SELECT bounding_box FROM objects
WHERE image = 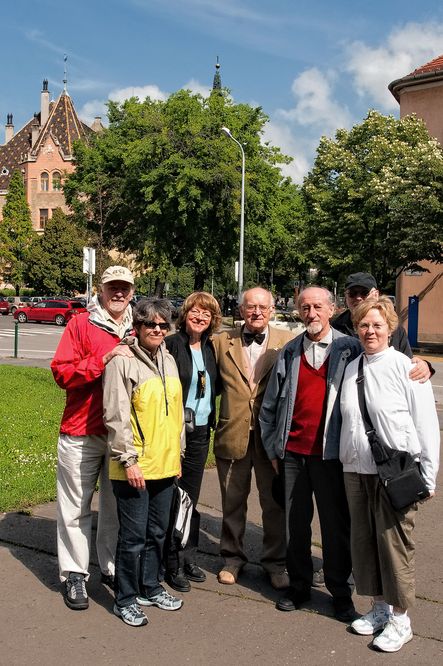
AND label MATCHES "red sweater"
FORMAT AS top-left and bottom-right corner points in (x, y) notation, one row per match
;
(286, 353), (329, 456)
(51, 313), (122, 436)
